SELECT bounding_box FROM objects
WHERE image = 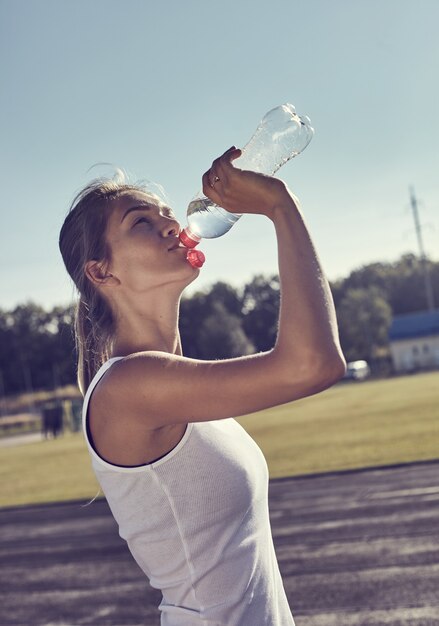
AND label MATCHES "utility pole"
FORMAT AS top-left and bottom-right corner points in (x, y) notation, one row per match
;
(409, 186), (435, 311)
